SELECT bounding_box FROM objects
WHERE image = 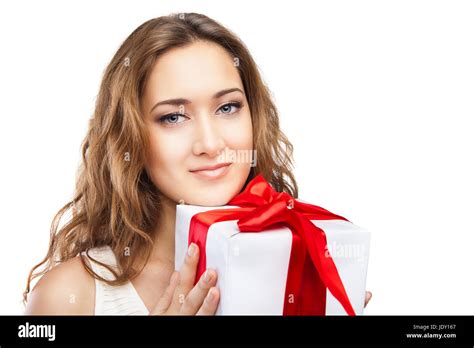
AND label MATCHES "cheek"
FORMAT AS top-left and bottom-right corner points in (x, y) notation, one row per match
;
(147, 131), (188, 175)
(145, 131), (192, 203)
(224, 112), (253, 149)
(224, 113), (253, 181)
